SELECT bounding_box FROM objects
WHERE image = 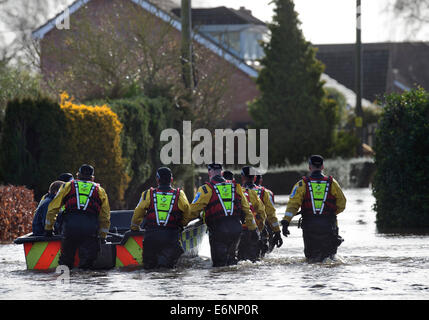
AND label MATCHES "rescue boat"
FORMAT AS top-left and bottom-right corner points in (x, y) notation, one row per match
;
(14, 210), (206, 270)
